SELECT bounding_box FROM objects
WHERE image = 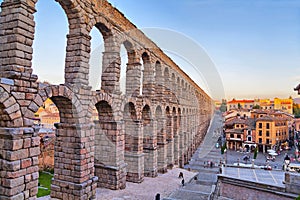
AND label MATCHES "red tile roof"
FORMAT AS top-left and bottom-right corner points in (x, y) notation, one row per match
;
(228, 99), (254, 104)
